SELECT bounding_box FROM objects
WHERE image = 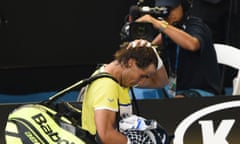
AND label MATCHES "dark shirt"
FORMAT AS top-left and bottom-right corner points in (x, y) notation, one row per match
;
(161, 16), (221, 95)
